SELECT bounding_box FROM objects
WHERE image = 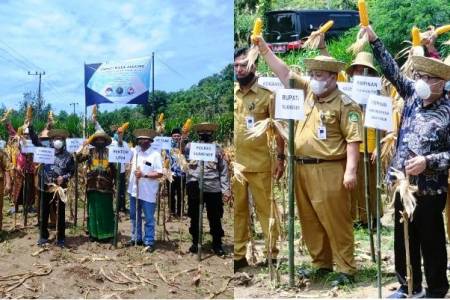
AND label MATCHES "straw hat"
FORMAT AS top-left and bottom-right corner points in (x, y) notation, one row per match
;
(411, 56), (450, 81)
(346, 52), (377, 75)
(192, 122), (218, 133)
(304, 55), (346, 73)
(89, 130), (112, 146)
(48, 129), (69, 139)
(133, 128), (157, 140)
(39, 128), (50, 139)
